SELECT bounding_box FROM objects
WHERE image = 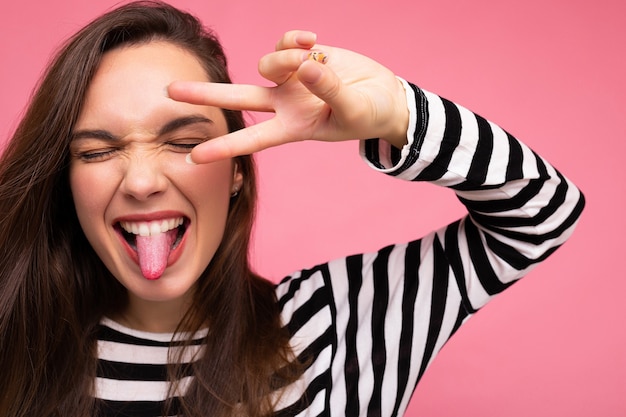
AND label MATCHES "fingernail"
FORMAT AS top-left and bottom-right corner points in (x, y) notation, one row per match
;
(185, 153), (196, 165)
(307, 51), (328, 64)
(296, 31), (317, 46)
